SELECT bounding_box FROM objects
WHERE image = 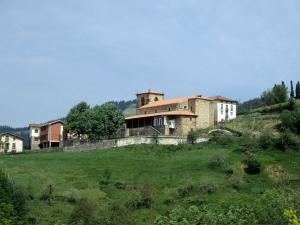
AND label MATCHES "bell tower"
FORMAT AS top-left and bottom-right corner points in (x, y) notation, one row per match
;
(136, 89), (164, 108)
